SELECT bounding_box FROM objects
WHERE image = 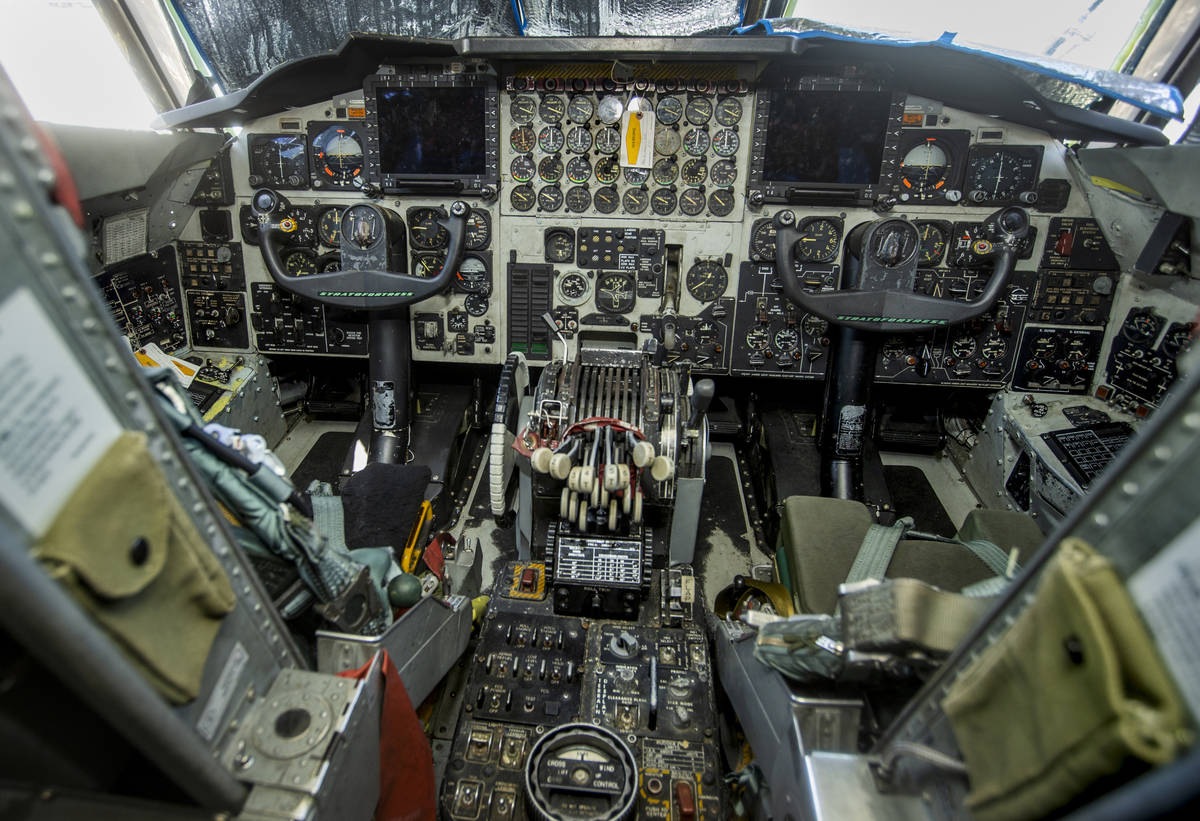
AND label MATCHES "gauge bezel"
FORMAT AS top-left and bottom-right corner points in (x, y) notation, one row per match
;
(406, 207), (450, 250)
(893, 130), (970, 204)
(685, 261), (729, 302)
(248, 133), (309, 190)
(595, 271), (637, 314)
(915, 220), (952, 266)
(281, 247), (318, 276)
(307, 122), (365, 188)
(555, 270), (592, 307)
(964, 144), (1044, 205)
(316, 206), (344, 247)
(453, 253), (492, 294)
(793, 216), (843, 263)
(544, 228), (575, 263)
